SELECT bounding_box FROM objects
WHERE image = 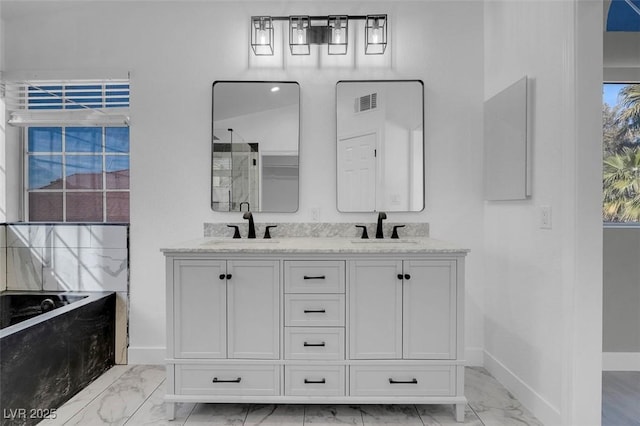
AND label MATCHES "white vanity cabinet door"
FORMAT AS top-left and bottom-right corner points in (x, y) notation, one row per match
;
(227, 260), (280, 359)
(173, 259), (227, 359)
(349, 259), (457, 360)
(403, 260), (457, 359)
(349, 260), (403, 359)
